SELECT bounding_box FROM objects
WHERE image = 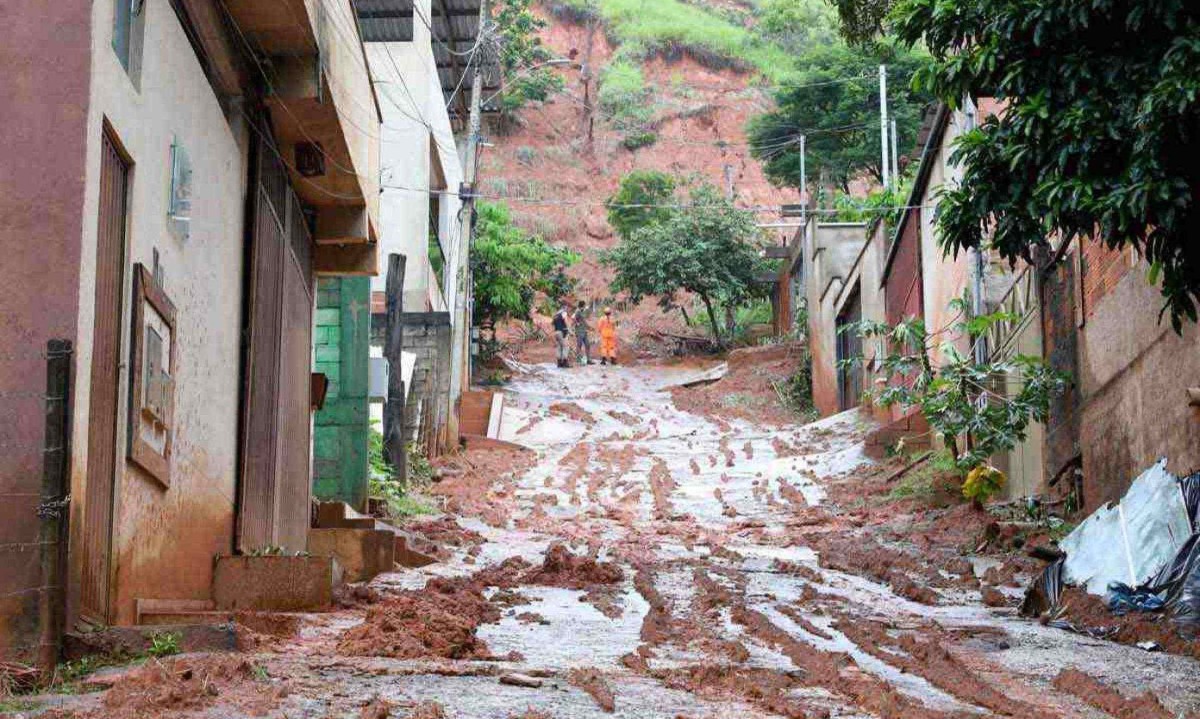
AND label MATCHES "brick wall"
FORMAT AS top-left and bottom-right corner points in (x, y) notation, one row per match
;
(1079, 239), (1134, 322)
